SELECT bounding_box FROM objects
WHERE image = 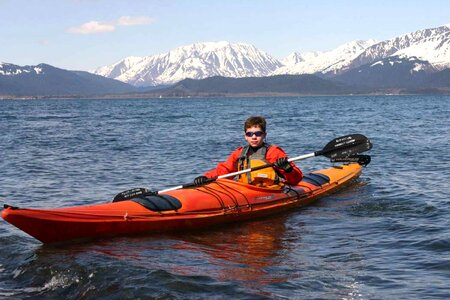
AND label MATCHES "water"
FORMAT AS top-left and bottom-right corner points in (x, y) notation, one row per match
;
(0, 95), (449, 299)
